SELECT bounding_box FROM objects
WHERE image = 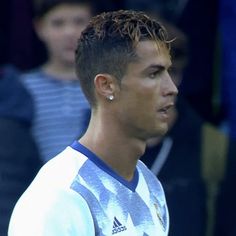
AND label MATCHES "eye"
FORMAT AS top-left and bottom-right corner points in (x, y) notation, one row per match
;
(149, 72), (157, 79)
(149, 70), (161, 79)
(73, 17), (89, 26)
